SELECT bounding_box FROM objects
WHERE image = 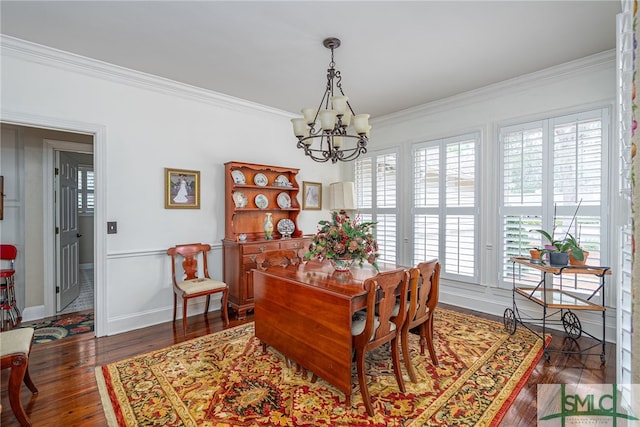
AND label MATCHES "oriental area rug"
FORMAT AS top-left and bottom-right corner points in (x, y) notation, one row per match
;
(20, 311), (94, 343)
(96, 309), (547, 426)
